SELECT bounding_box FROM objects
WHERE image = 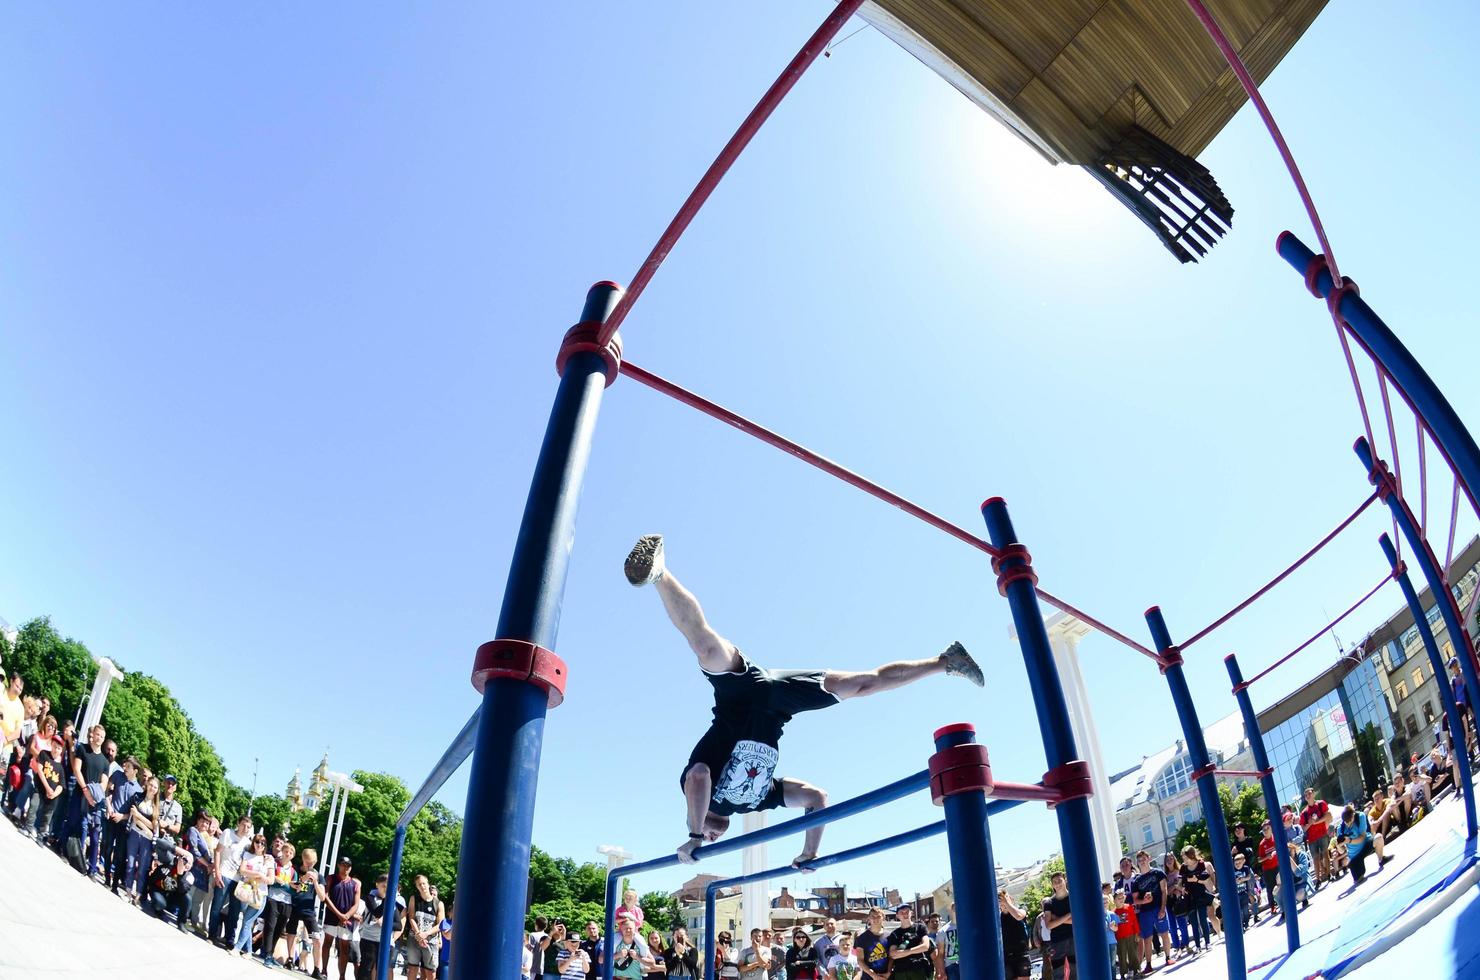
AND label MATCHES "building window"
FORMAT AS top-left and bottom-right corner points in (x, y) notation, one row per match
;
(1395, 680), (1409, 700)
(1412, 667), (1426, 691)
(1405, 714), (1420, 737)
(1142, 825), (1154, 845)
(1183, 804), (1196, 825)
(1422, 700), (1436, 725)
(1155, 756), (1194, 799)
(1385, 639), (1407, 672)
